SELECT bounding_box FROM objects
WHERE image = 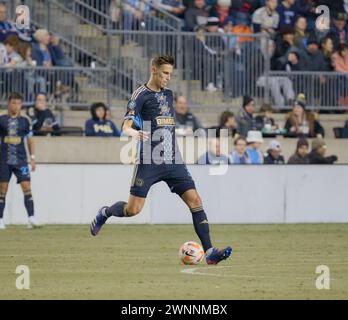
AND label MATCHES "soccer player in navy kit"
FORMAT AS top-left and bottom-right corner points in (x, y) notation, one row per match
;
(90, 56), (232, 264)
(0, 92), (40, 230)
